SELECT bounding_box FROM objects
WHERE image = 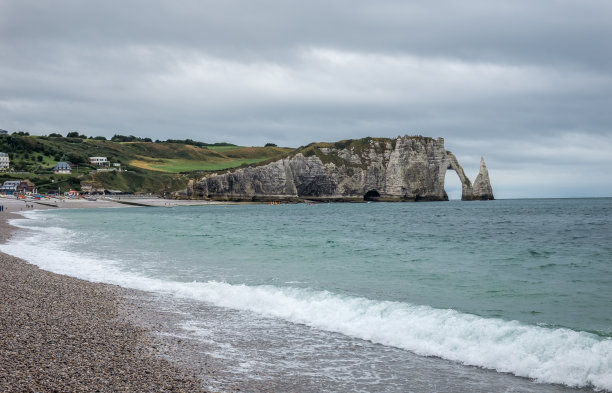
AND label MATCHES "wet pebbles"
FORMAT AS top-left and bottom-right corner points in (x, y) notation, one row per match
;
(0, 213), (208, 392)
